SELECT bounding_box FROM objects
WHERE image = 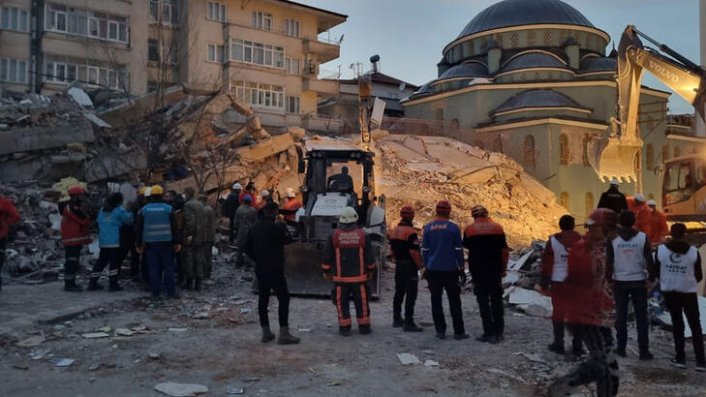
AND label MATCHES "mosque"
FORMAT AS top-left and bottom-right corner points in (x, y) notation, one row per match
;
(401, 0), (704, 219)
